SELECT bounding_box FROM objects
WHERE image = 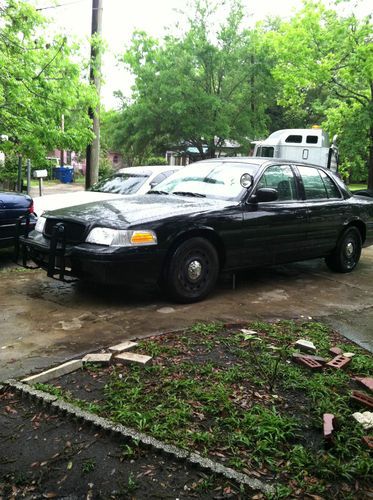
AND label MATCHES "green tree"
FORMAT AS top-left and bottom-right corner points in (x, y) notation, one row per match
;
(268, 1), (373, 186)
(115, 0), (275, 162)
(0, 0), (96, 165)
